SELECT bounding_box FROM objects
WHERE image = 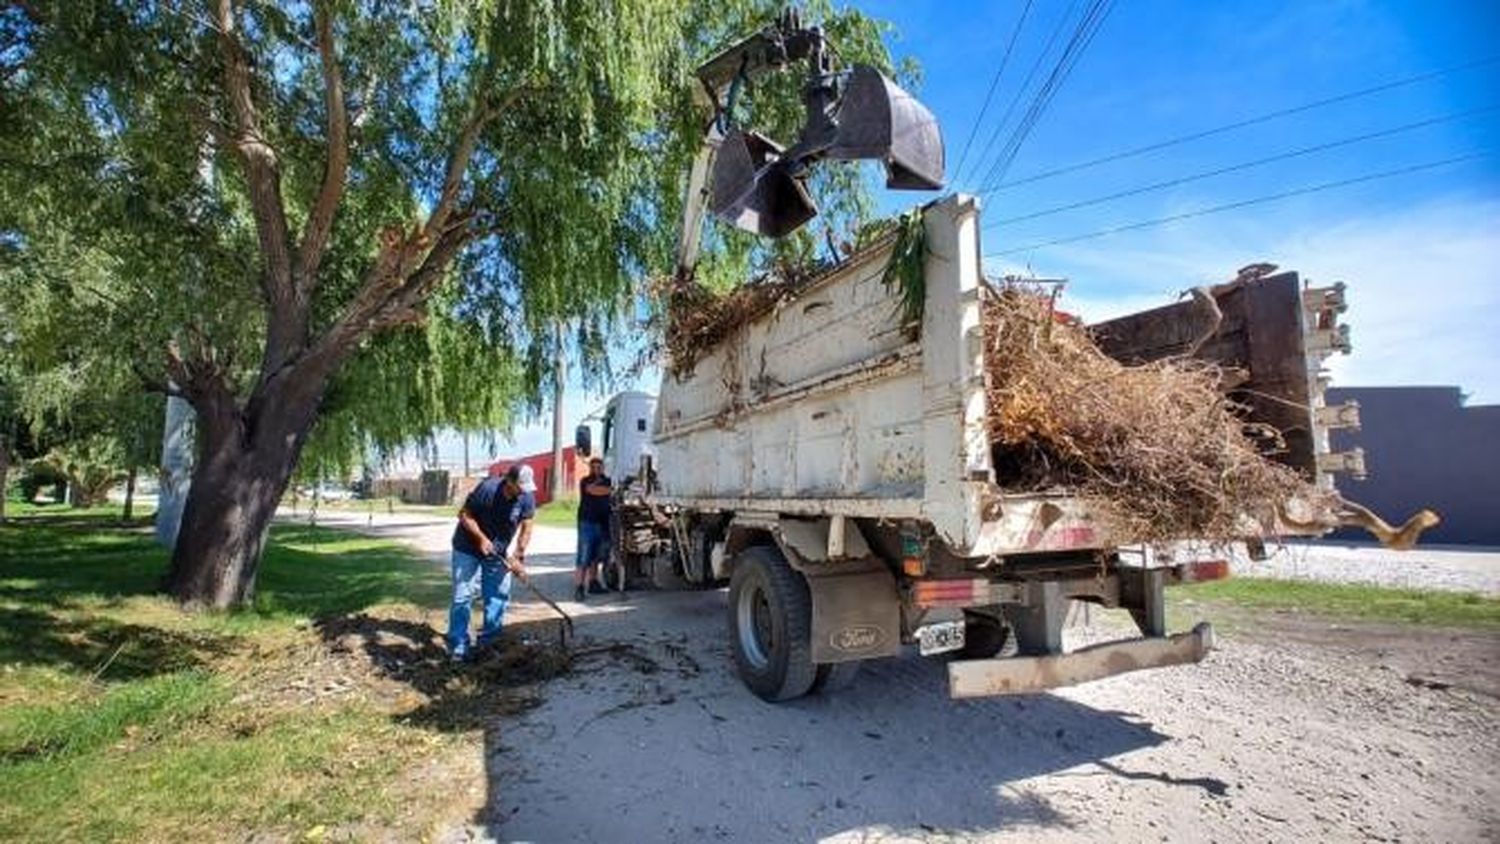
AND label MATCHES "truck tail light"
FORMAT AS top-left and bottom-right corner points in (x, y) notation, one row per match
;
(913, 579), (980, 609)
(1174, 559), (1230, 583)
(901, 529), (925, 577)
